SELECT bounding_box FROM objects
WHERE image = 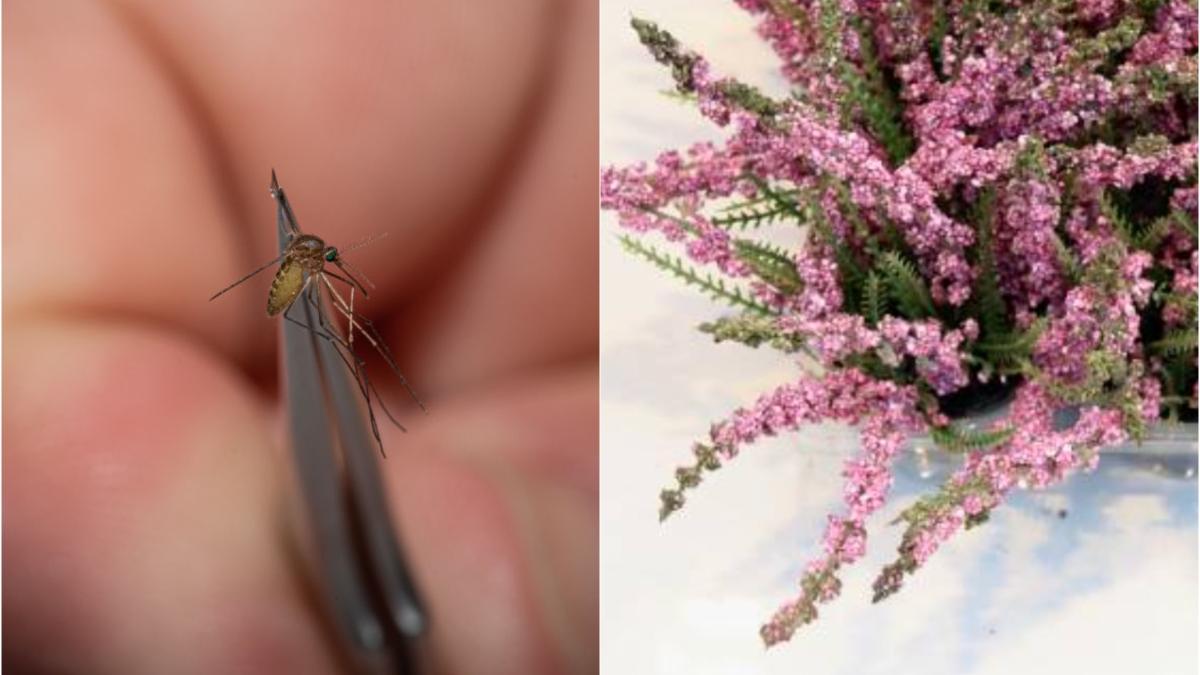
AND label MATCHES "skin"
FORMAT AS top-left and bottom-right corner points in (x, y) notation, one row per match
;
(3, 1), (598, 673)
